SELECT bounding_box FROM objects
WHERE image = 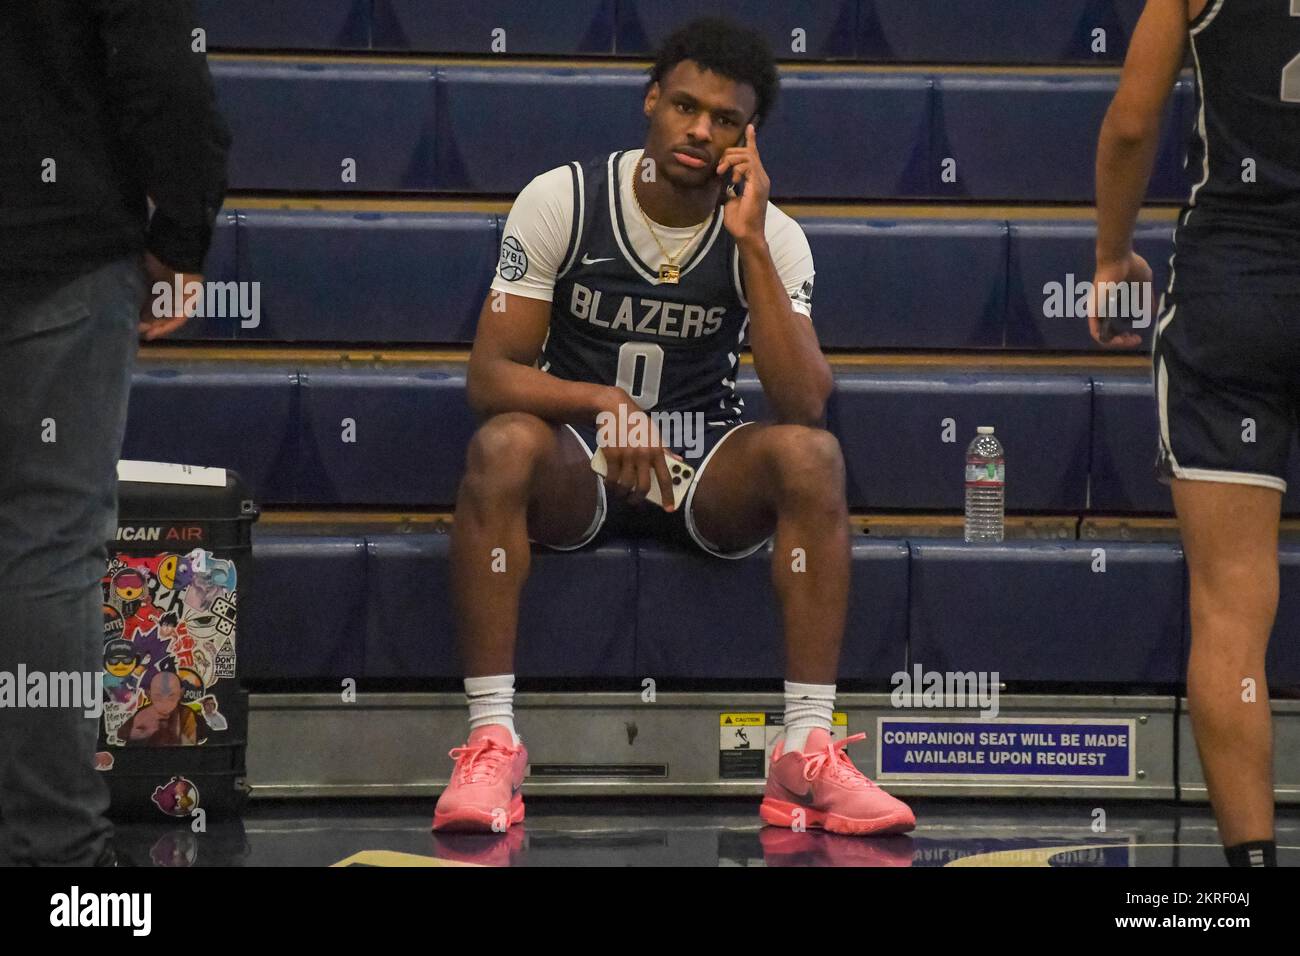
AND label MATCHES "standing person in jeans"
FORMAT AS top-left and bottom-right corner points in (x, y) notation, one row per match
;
(0, 0), (229, 866)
